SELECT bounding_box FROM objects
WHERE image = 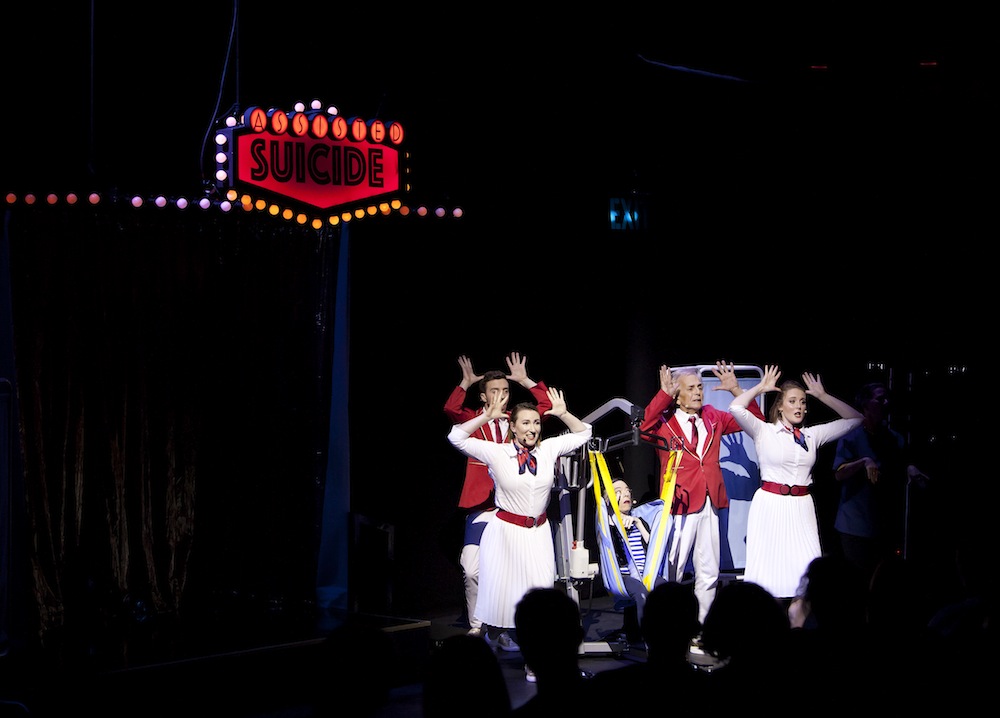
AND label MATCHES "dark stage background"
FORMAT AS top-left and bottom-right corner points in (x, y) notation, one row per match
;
(0, 1), (992, 671)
